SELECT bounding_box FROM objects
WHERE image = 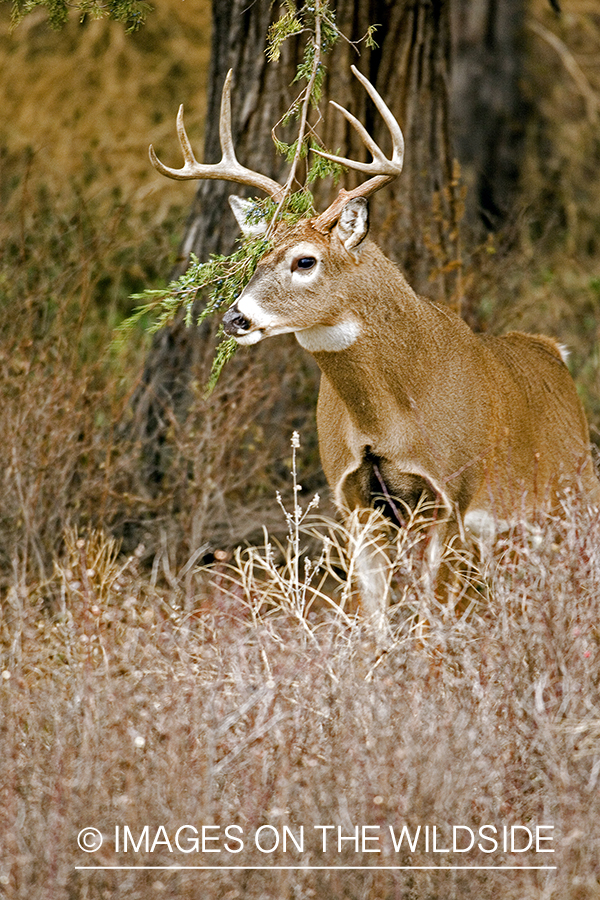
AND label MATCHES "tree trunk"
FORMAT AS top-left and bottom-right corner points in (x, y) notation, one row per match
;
(450, 0), (527, 232)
